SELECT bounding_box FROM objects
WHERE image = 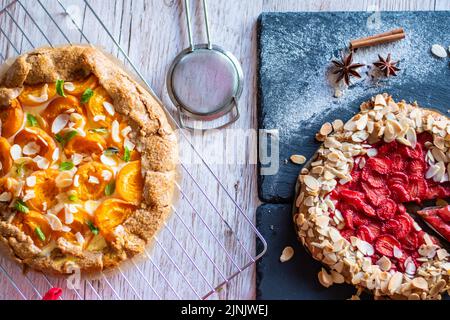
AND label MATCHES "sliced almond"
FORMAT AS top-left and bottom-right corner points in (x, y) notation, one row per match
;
(103, 101), (115, 116)
(332, 119), (344, 131)
(27, 84), (49, 103)
(45, 213), (64, 231)
(388, 272), (403, 294)
(111, 120), (121, 143)
(303, 175), (319, 191)
(318, 268), (334, 288)
(10, 144), (22, 160)
(411, 277), (428, 291)
(290, 154), (306, 165)
(280, 246), (294, 262)
(22, 142), (41, 156)
(320, 122), (333, 136)
(51, 114), (70, 134)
